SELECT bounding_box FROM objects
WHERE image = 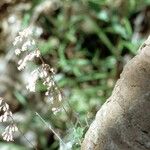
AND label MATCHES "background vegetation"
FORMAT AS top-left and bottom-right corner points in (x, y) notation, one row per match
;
(0, 0), (150, 149)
